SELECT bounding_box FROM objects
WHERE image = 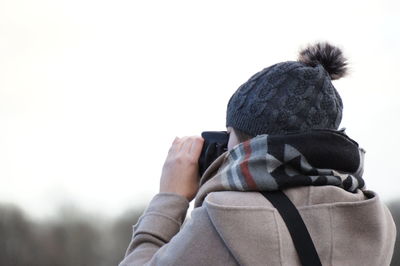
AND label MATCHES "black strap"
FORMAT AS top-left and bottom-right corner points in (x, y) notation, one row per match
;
(260, 191), (322, 266)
